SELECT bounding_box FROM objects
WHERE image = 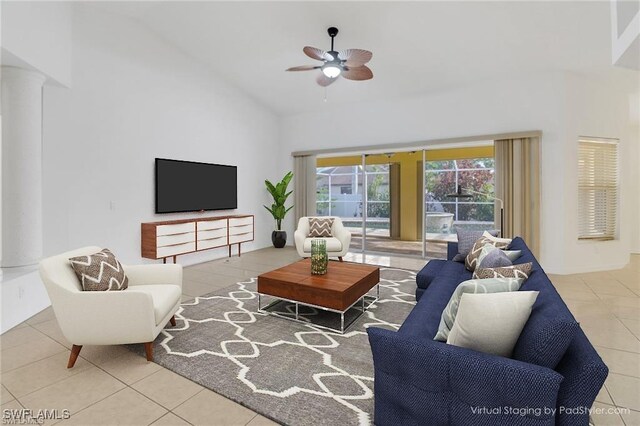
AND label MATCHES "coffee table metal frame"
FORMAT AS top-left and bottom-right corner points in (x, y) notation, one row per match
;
(257, 284), (380, 334)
